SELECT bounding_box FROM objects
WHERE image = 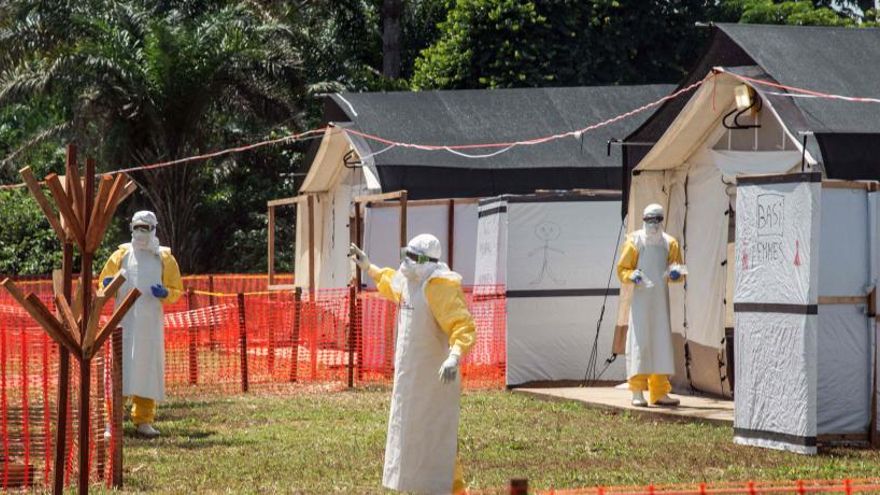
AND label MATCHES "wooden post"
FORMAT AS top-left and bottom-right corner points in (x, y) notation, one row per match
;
(399, 191), (408, 248)
(111, 328), (123, 488)
(208, 275), (218, 350)
(94, 350), (106, 481)
(871, 288), (879, 448)
(356, 292), (364, 382)
(510, 479), (529, 495)
(237, 293), (249, 392)
(307, 194), (316, 293)
(78, 156), (96, 495)
(267, 206), (275, 287)
(53, 242), (73, 495)
(347, 284), (356, 388)
(354, 203), (363, 289)
(8, 147), (139, 495)
(187, 289), (198, 385)
(289, 287), (302, 382)
(447, 199), (455, 270)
